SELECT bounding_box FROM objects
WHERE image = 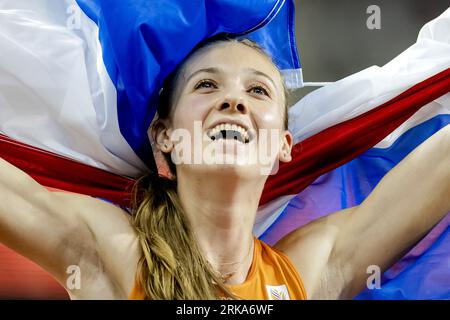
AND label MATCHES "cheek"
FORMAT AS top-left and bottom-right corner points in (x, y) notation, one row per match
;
(254, 104), (284, 130)
(171, 95), (211, 129)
